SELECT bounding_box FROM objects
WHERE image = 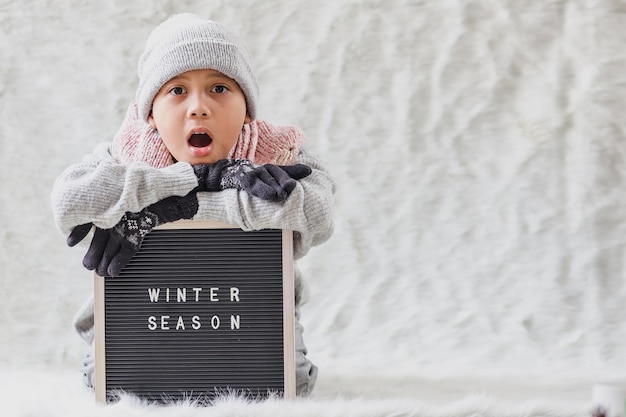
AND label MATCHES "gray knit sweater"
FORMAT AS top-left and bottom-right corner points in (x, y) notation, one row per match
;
(51, 142), (335, 261)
